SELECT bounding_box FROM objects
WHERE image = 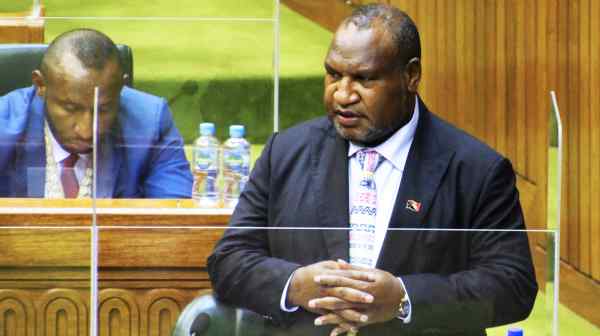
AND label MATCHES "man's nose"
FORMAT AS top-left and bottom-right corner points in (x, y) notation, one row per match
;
(333, 77), (360, 106)
(74, 111), (93, 141)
